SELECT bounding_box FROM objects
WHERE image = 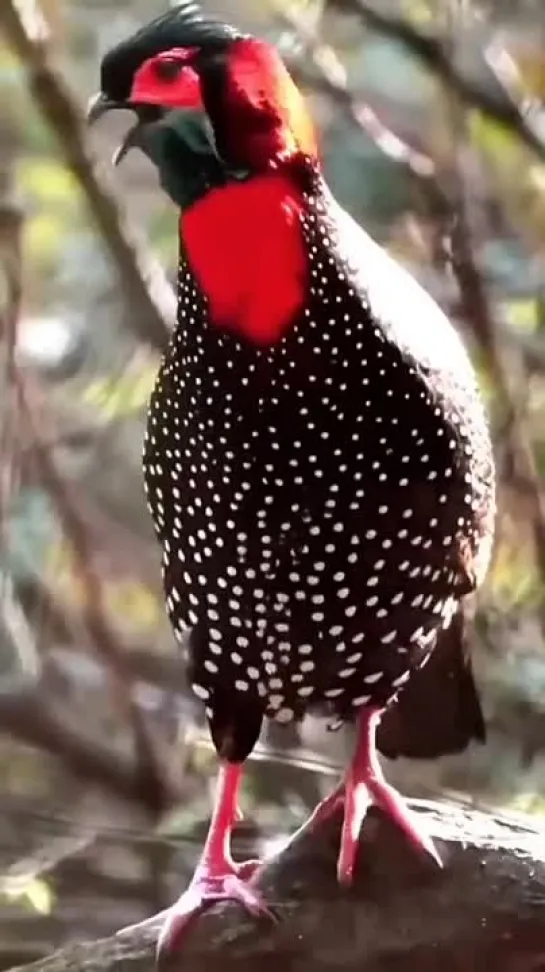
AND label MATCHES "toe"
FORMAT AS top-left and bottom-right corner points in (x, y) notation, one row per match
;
(155, 873), (276, 961)
(234, 858), (261, 881)
(367, 779), (443, 867)
(155, 888), (205, 960)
